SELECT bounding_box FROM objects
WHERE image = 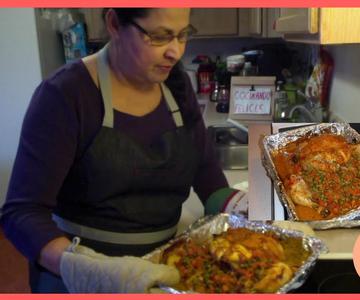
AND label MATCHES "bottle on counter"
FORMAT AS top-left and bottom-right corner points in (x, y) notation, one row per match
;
(197, 57), (215, 94)
(210, 56), (227, 102)
(241, 62), (257, 76)
(210, 81), (219, 102)
(216, 85), (230, 113)
(274, 80), (289, 121)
